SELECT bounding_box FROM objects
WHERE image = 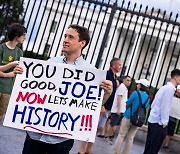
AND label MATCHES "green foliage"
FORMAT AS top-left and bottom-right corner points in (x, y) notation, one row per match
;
(0, 0), (24, 42)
